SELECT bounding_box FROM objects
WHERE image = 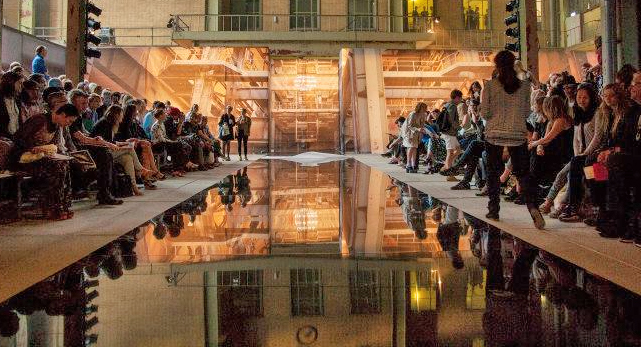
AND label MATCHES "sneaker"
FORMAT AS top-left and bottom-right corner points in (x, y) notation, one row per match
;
(486, 211), (499, 221)
(476, 186), (488, 196)
(559, 208), (581, 223)
(528, 206), (545, 230)
(514, 194), (526, 205)
(620, 233), (634, 243)
(504, 190), (518, 202)
(538, 201), (552, 214)
(439, 168), (454, 176)
(245, 156), (249, 161)
(451, 181), (471, 190)
(446, 175), (460, 182)
(549, 207), (563, 219)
